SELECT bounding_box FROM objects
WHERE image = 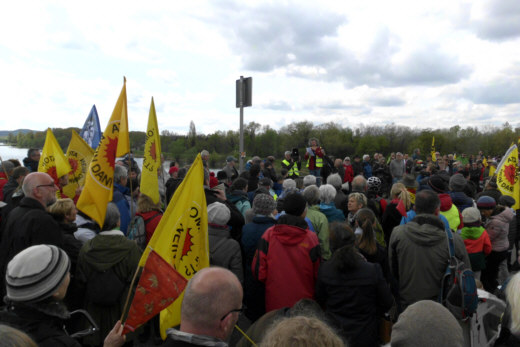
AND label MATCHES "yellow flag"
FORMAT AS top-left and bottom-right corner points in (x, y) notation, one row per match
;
(495, 144), (520, 210)
(62, 130), (95, 199)
(139, 154), (208, 338)
(431, 136), (437, 162)
(77, 80), (127, 227)
(482, 156), (488, 168)
(139, 98), (162, 204)
(38, 128), (72, 184)
(117, 78), (130, 157)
